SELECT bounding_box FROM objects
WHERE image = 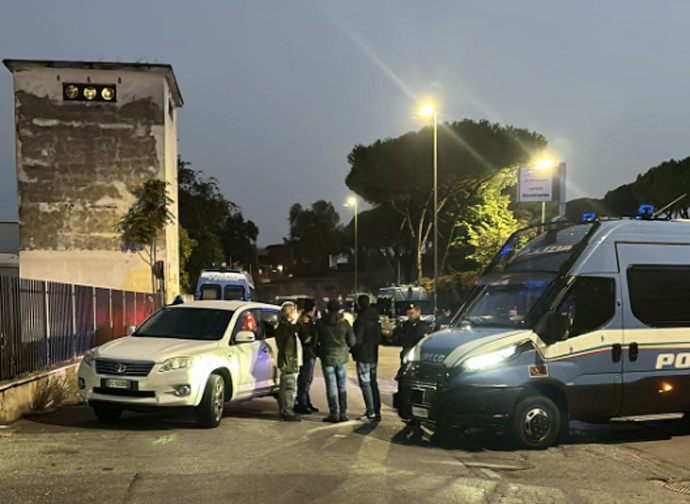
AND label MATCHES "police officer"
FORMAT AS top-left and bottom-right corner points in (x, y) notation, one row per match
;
(399, 303), (431, 362)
